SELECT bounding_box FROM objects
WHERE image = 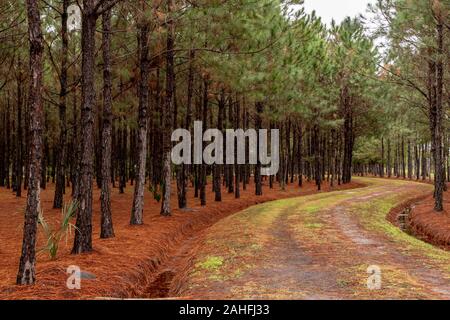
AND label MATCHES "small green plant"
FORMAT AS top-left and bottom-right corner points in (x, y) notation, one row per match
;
(38, 200), (79, 260)
(149, 184), (161, 202)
